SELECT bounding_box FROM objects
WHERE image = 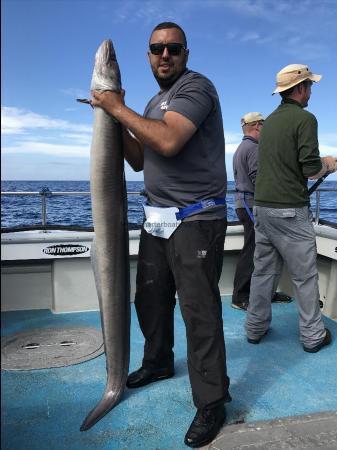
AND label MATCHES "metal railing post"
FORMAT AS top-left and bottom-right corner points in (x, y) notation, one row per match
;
(315, 191), (321, 225)
(39, 187), (52, 231)
(41, 195), (47, 227)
